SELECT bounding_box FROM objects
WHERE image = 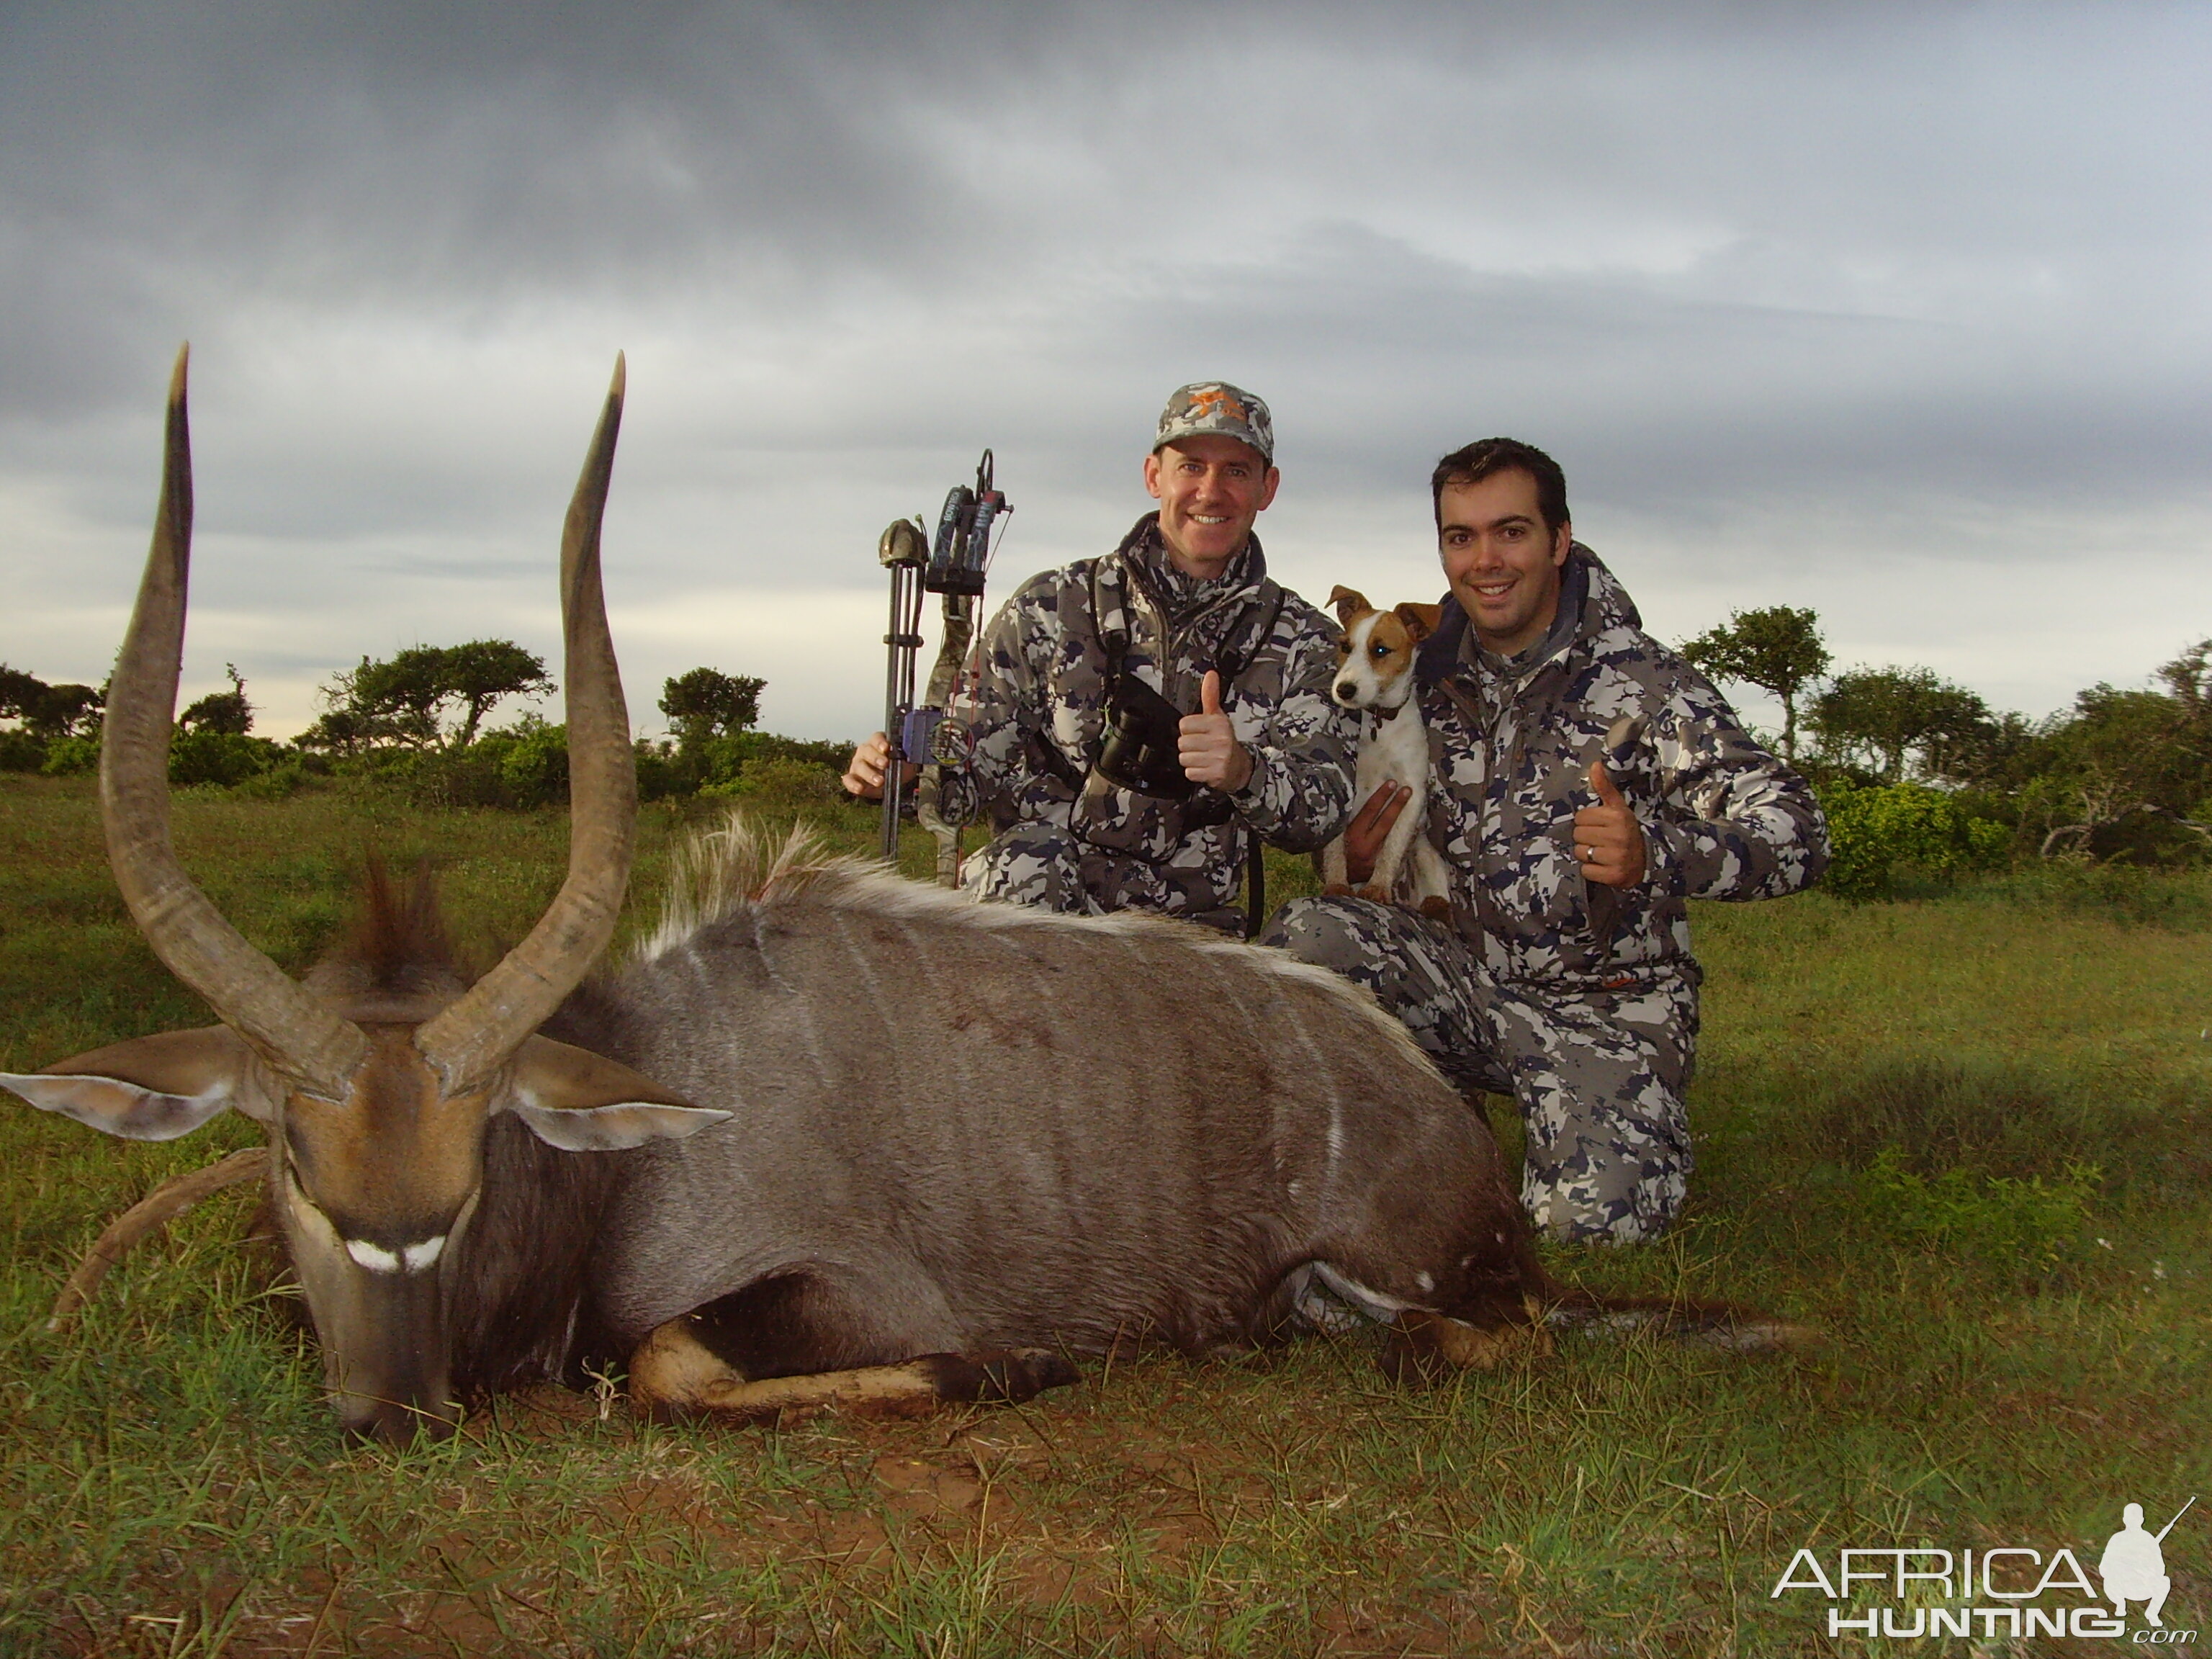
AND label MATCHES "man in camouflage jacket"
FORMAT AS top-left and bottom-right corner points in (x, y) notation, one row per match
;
(1263, 439), (1828, 1243)
(845, 383), (1358, 935)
